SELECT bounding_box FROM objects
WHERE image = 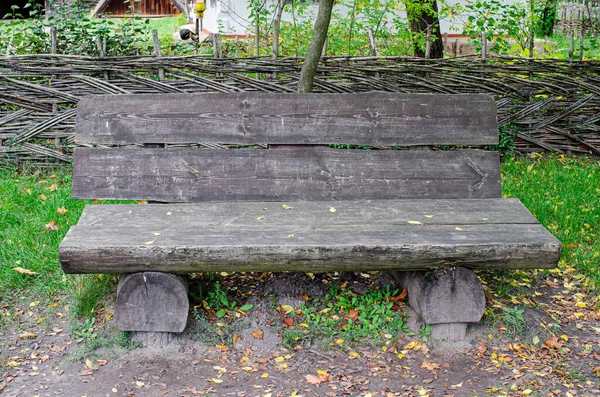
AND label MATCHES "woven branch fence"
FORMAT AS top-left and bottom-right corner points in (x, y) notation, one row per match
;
(1, 54), (600, 166)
